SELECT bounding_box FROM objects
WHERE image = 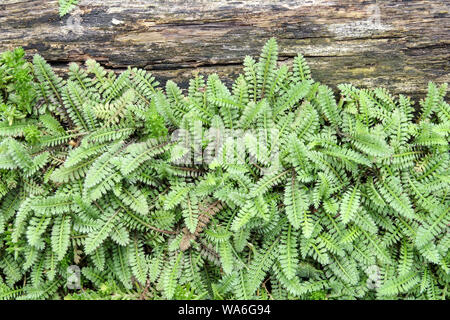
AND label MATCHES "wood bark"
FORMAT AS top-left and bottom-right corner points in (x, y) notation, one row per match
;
(0, 0), (449, 100)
